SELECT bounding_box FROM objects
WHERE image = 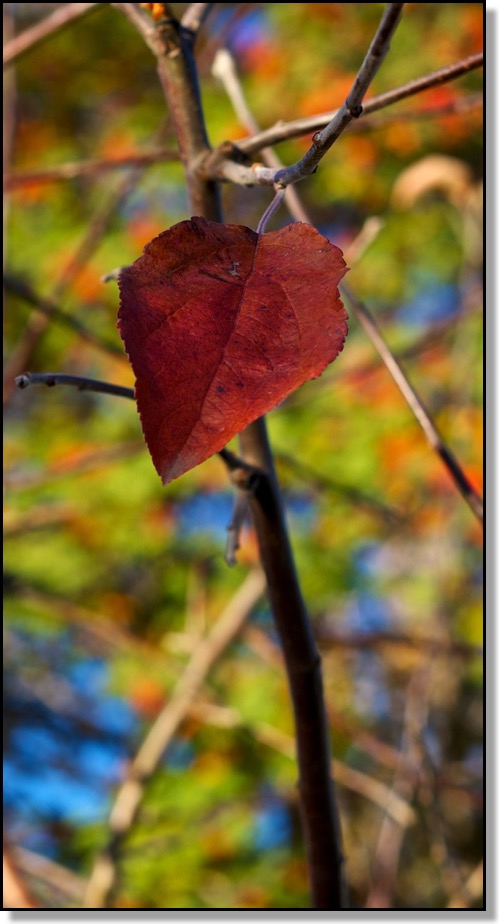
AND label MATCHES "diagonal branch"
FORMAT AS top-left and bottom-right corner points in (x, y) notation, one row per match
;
(3, 3), (101, 67)
(4, 274), (124, 358)
(341, 283), (483, 523)
(272, 3), (405, 188)
(83, 569), (266, 908)
(236, 53), (483, 156)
